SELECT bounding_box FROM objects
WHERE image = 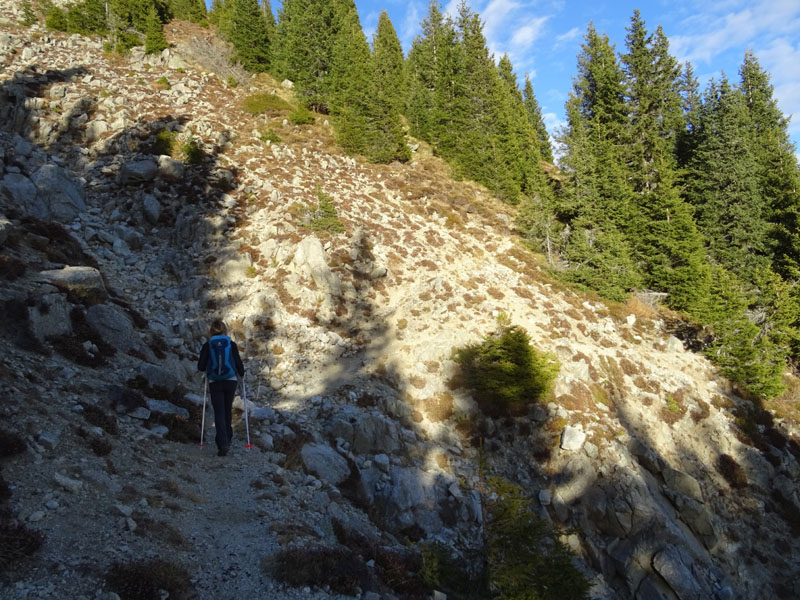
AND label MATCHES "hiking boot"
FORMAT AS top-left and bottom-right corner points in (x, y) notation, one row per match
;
(218, 446), (228, 457)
